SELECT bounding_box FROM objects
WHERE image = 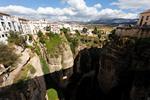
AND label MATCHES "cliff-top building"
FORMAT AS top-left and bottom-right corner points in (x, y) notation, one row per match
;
(138, 9), (150, 26)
